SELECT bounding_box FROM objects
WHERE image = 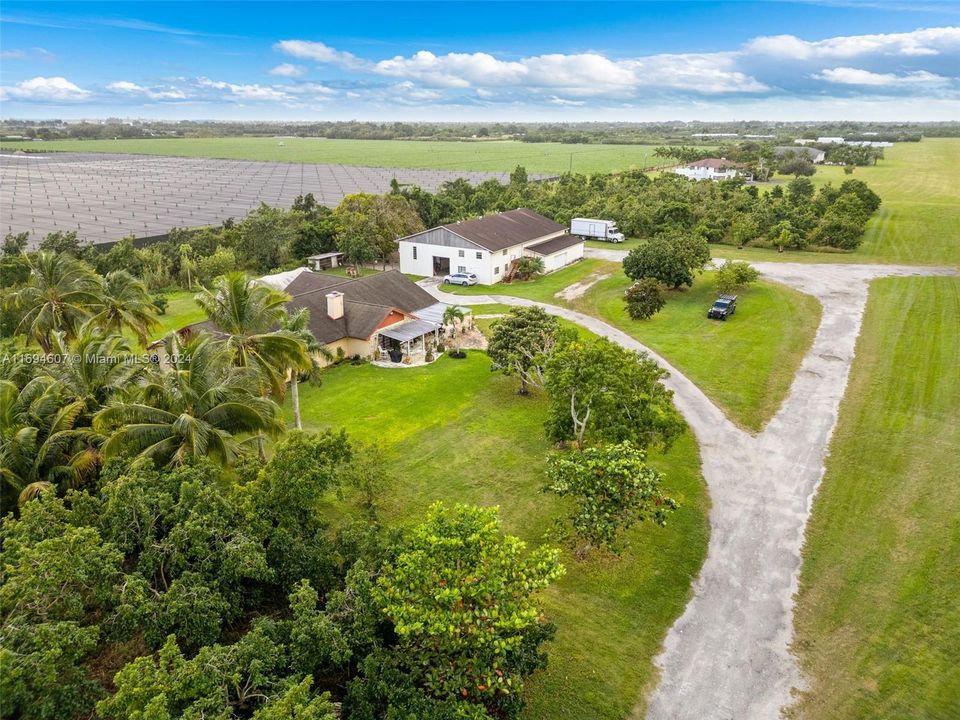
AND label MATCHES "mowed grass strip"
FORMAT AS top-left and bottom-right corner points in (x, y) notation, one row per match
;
(569, 269), (822, 432)
(811, 138), (960, 266)
(442, 258), (614, 303)
(289, 352), (709, 720)
(0, 137), (670, 175)
(791, 276), (960, 720)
